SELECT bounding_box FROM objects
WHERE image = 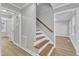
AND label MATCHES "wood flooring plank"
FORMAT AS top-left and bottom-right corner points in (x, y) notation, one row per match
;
(51, 36), (76, 56)
(0, 36), (32, 56)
